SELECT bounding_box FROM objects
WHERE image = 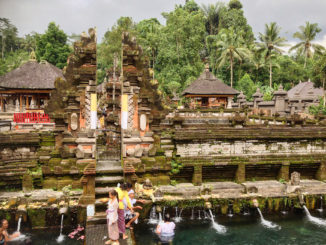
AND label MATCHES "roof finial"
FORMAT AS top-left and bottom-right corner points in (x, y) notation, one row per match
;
(205, 63), (210, 79)
(29, 50), (36, 61)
